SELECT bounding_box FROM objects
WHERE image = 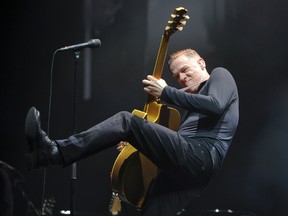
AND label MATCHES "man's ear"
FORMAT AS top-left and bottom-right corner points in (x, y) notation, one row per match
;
(198, 58), (206, 70)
